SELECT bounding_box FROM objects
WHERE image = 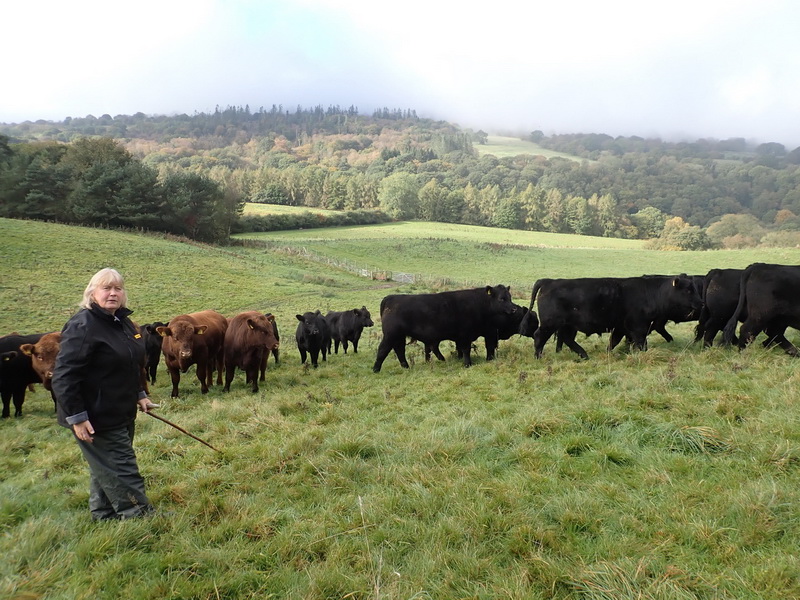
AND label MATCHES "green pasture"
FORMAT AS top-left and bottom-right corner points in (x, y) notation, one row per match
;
(242, 203), (344, 217)
(2, 217), (800, 599)
(237, 221), (800, 297)
(477, 136), (585, 162)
